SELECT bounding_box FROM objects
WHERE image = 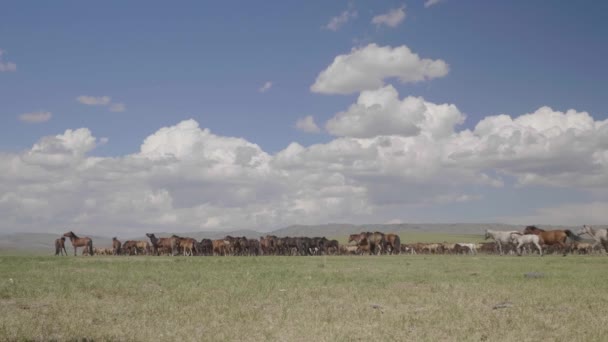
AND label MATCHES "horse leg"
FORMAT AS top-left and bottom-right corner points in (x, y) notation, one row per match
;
(516, 242), (522, 256)
(497, 241), (503, 256)
(535, 242), (543, 256)
(560, 242), (569, 256)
